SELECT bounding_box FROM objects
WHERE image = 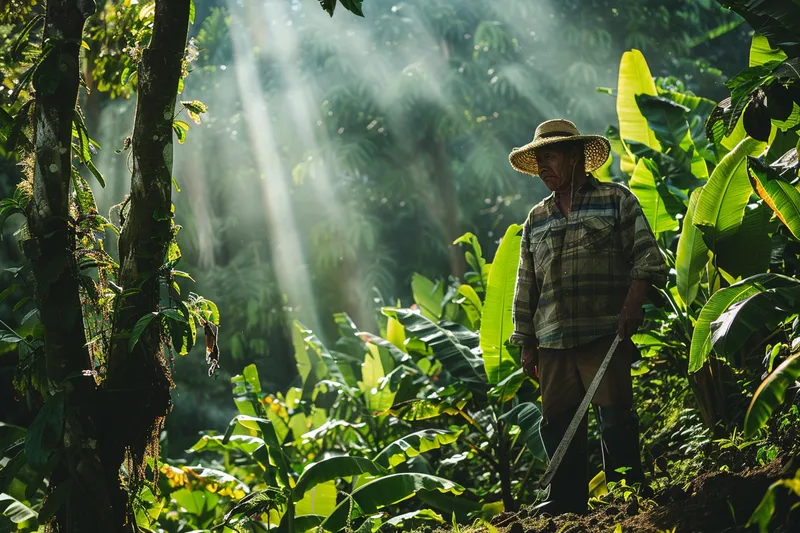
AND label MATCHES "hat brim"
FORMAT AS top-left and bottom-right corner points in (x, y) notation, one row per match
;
(509, 135), (611, 176)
